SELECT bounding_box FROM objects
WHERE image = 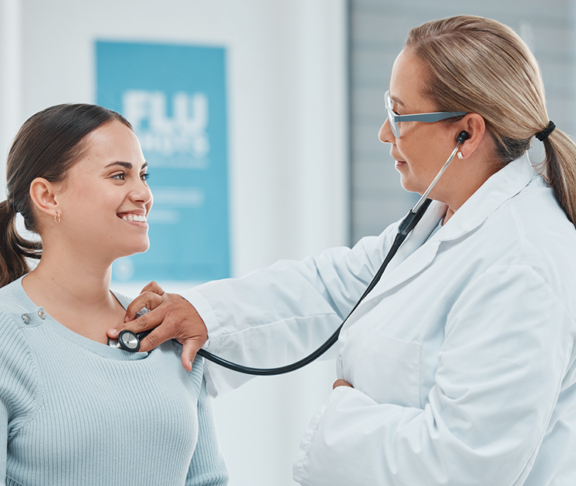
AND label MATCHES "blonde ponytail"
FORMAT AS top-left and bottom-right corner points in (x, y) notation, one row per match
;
(542, 130), (576, 224)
